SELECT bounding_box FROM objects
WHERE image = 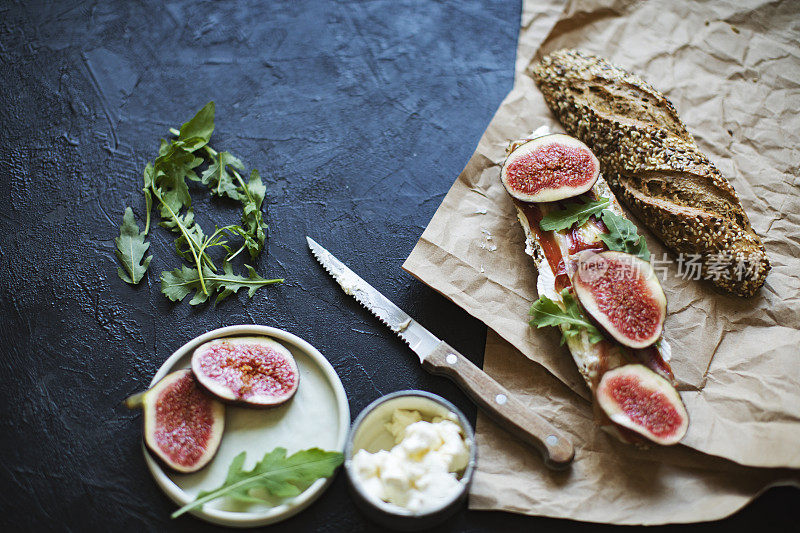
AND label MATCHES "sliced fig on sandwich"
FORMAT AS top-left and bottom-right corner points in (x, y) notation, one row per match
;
(125, 369), (225, 473)
(596, 364), (688, 445)
(572, 251), (666, 349)
(191, 336), (299, 407)
(501, 134), (599, 203)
